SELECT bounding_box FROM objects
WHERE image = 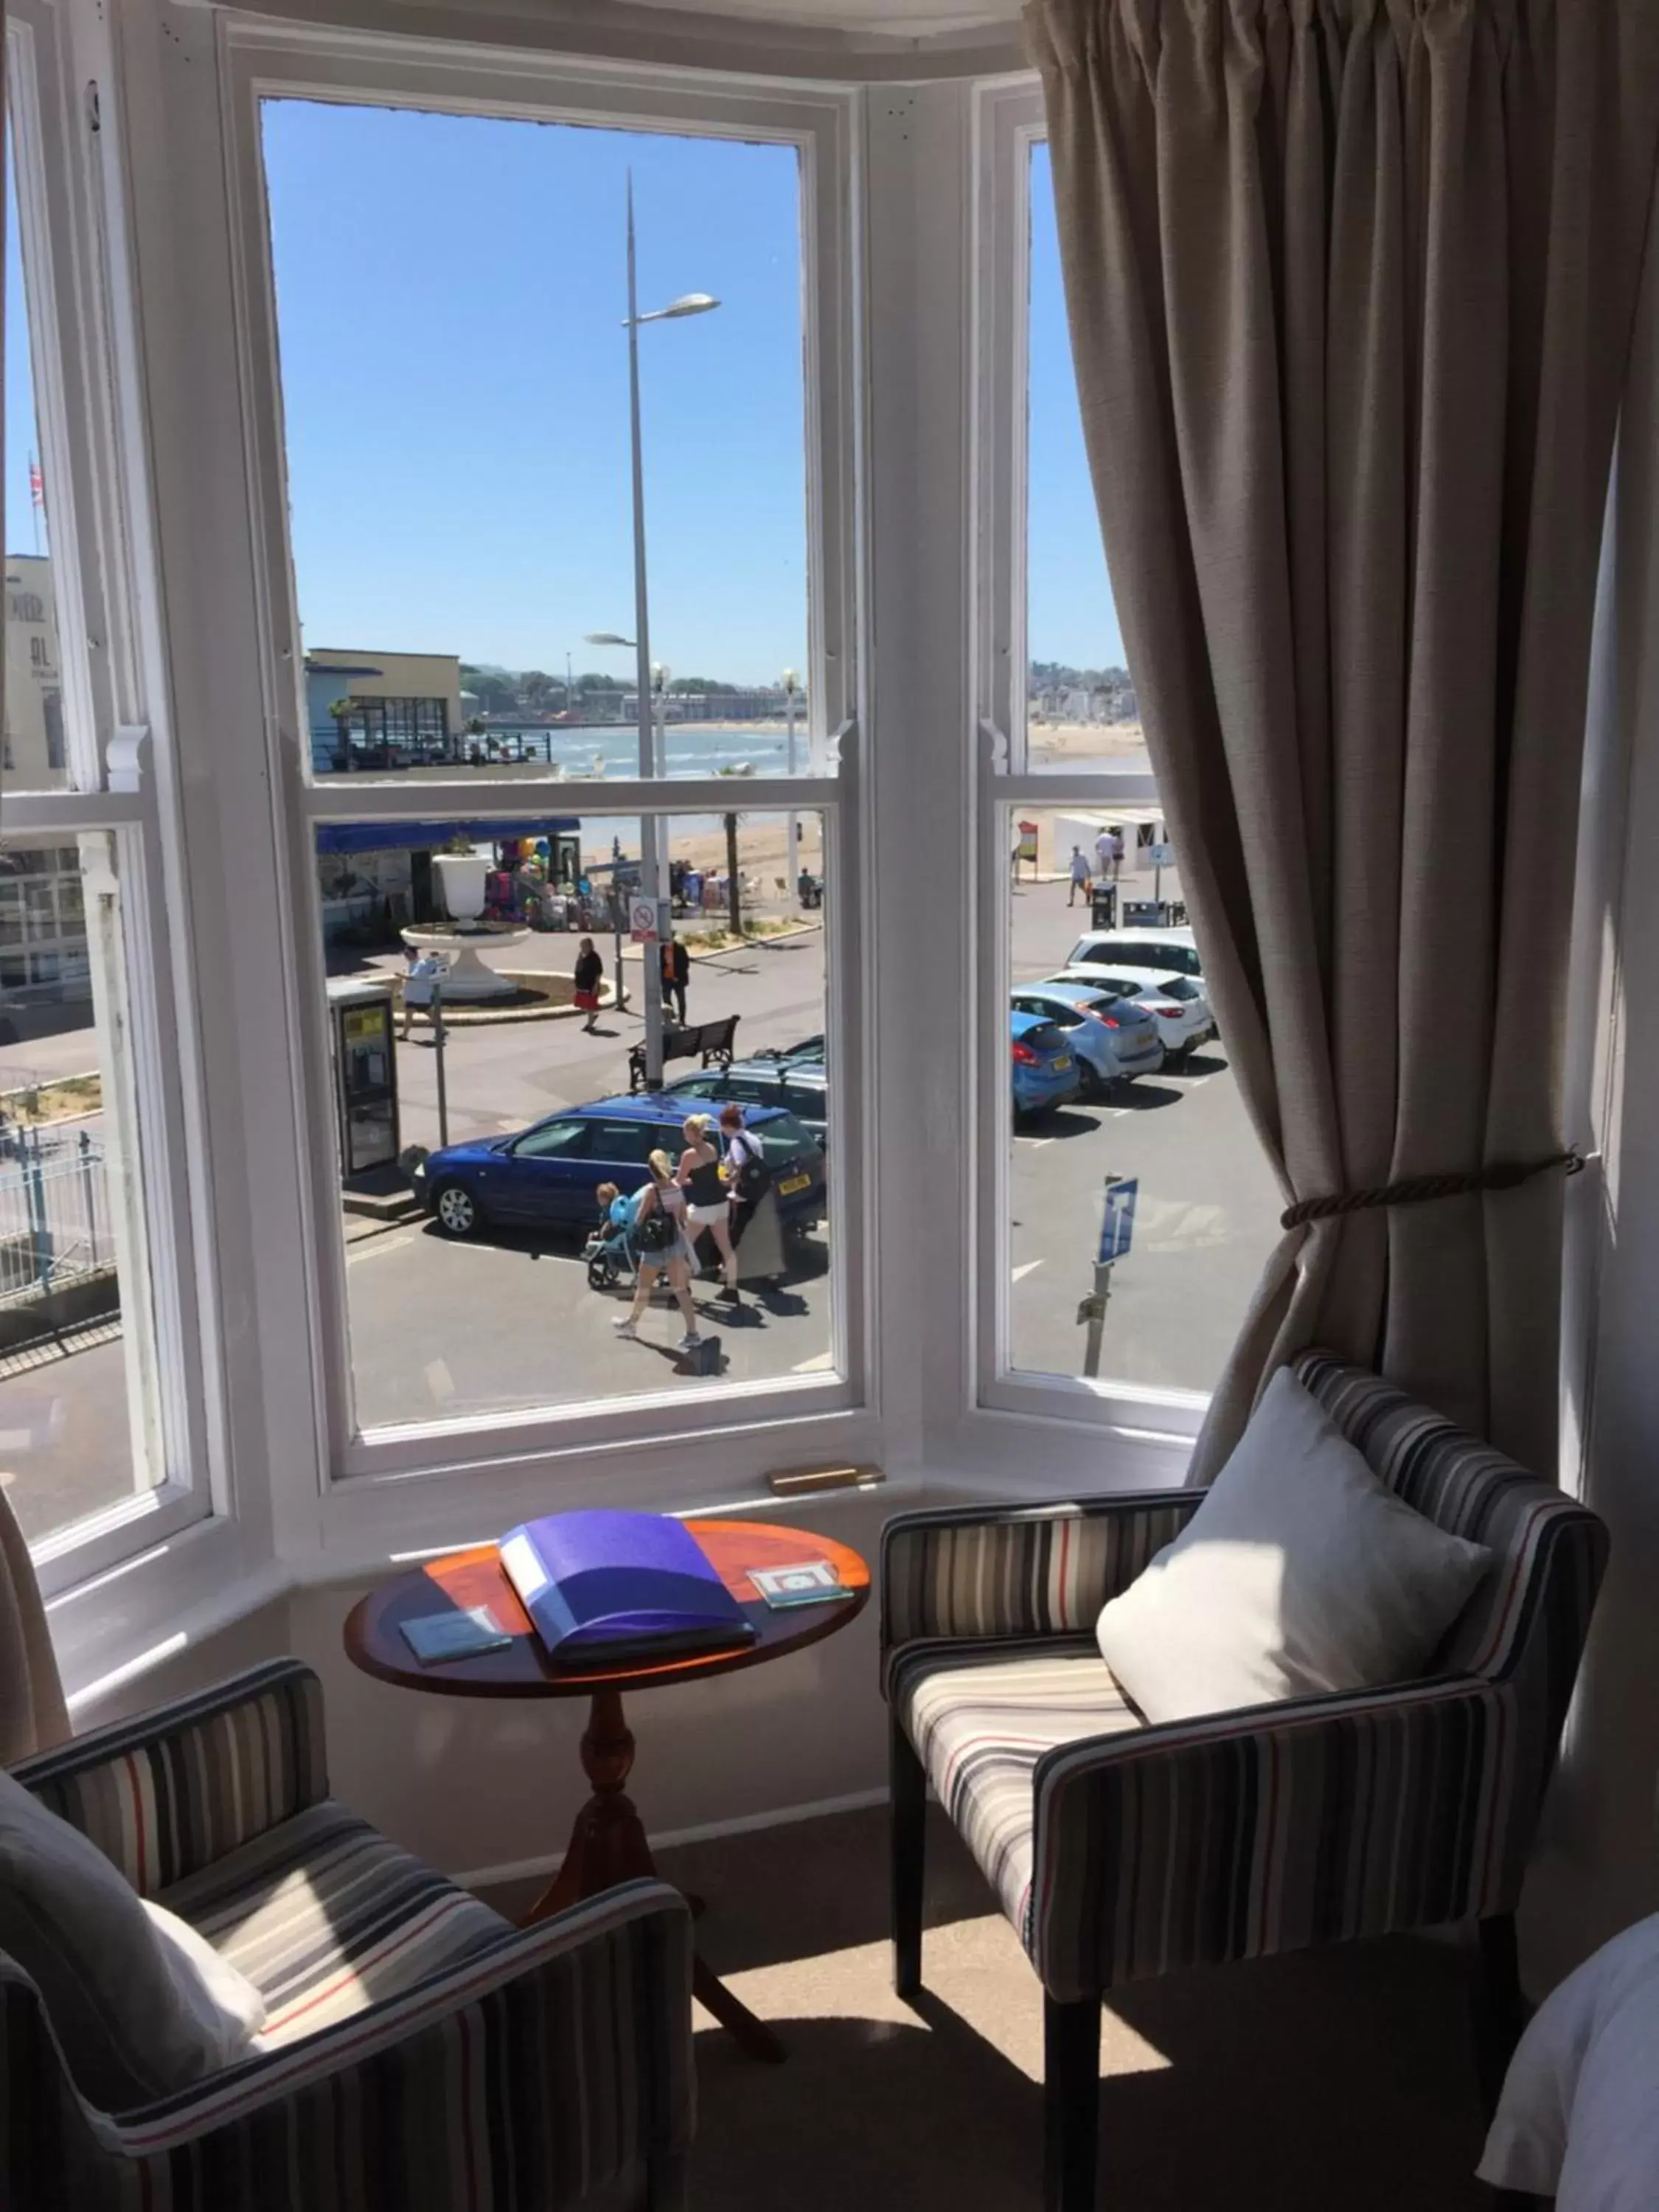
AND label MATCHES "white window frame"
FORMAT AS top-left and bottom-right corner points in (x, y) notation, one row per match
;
(970, 80), (1206, 1447)
(212, 21), (875, 1521)
(6, 0), (233, 1599)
